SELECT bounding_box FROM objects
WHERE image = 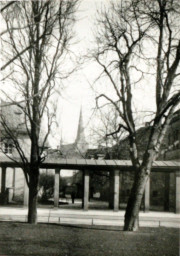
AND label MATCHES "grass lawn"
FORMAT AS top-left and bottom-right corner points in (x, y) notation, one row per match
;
(0, 222), (179, 256)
